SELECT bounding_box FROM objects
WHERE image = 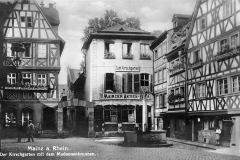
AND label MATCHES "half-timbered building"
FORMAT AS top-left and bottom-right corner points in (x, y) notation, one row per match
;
(186, 0), (240, 147)
(165, 14), (192, 140)
(150, 31), (169, 133)
(81, 24), (156, 134)
(0, 0), (65, 137)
